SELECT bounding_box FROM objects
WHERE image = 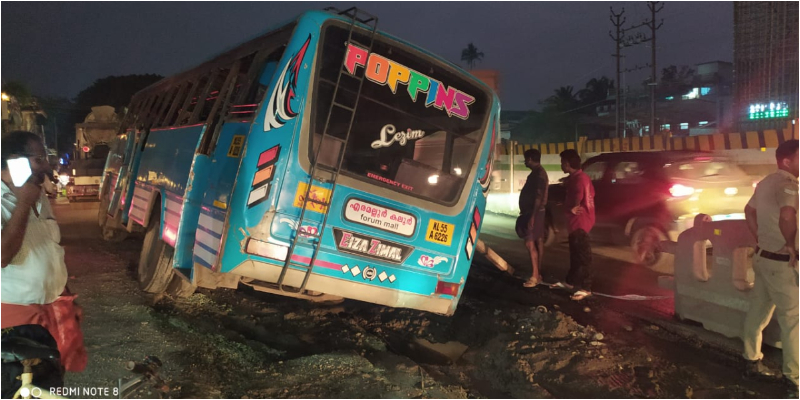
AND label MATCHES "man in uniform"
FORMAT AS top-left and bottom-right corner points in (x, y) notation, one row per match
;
(518, 149), (548, 287)
(742, 139), (798, 393)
